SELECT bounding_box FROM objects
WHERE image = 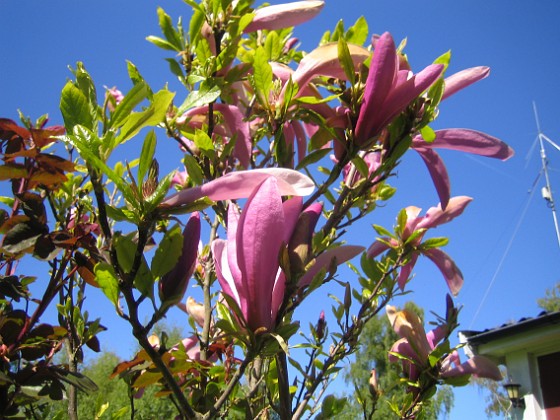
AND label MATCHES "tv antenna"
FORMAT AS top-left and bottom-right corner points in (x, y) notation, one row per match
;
(532, 101), (560, 248)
